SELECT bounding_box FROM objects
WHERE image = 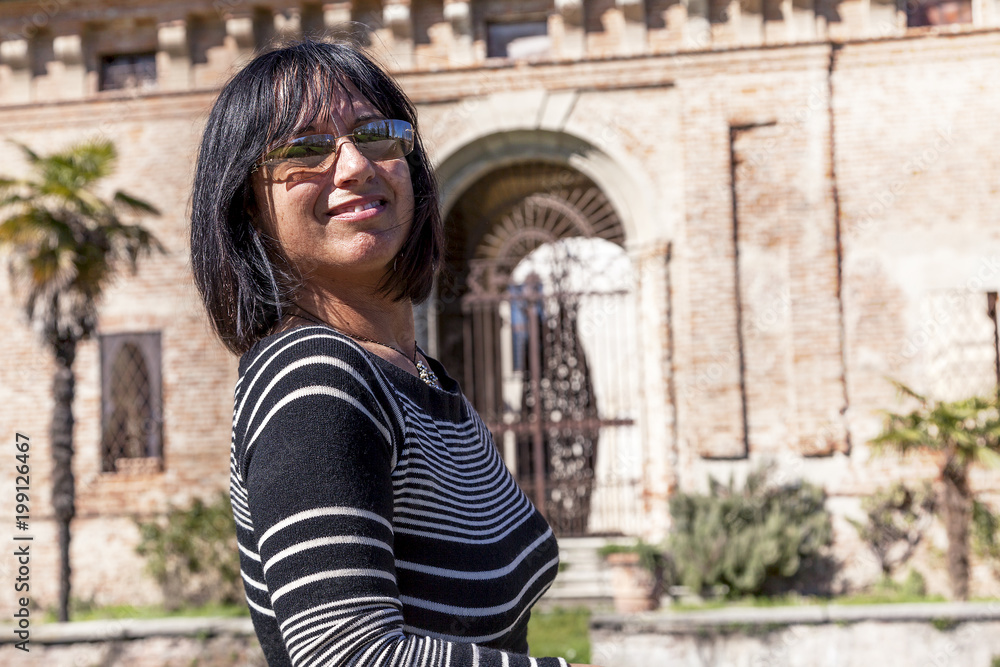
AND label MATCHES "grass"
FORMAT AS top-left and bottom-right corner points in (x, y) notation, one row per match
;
(47, 599), (592, 664)
(42, 601), (250, 624)
(527, 607), (591, 664)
